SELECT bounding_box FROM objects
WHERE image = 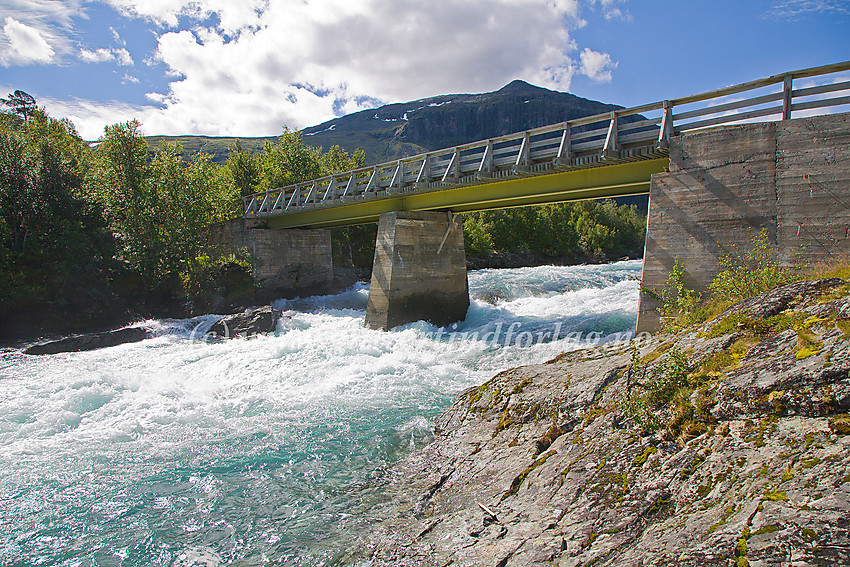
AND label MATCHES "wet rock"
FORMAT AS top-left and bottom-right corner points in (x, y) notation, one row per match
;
(474, 291), (509, 305)
(24, 326), (151, 355)
(364, 279), (850, 566)
(207, 305), (281, 338)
